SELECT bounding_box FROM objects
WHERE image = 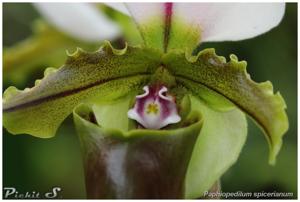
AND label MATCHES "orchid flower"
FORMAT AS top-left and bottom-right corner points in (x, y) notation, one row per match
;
(3, 2), (288, 199)
(33, 2), (286, 129)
